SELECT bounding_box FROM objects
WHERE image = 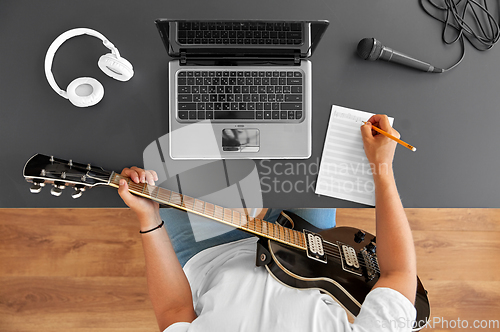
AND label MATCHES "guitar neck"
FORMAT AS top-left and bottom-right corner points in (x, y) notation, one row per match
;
(108, 172), (307, 251)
